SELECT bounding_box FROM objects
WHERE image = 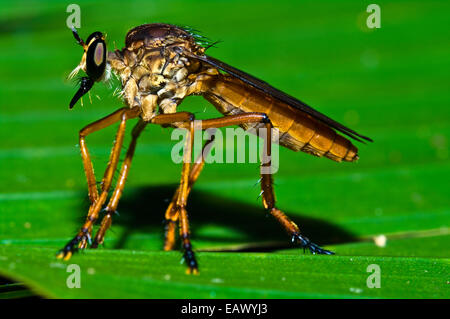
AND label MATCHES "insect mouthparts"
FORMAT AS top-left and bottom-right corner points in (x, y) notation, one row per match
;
(69, 77), (94, 109)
